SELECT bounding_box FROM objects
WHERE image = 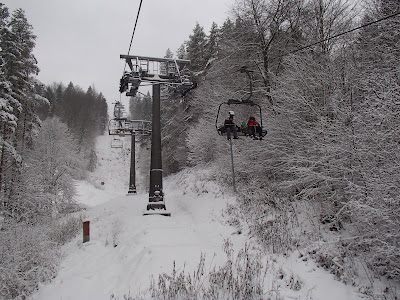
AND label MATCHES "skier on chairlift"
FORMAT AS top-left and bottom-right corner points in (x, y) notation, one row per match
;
(224, 111), (239, 140)
(240, 121), (248, 135)
(247, 116), (262, 140)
